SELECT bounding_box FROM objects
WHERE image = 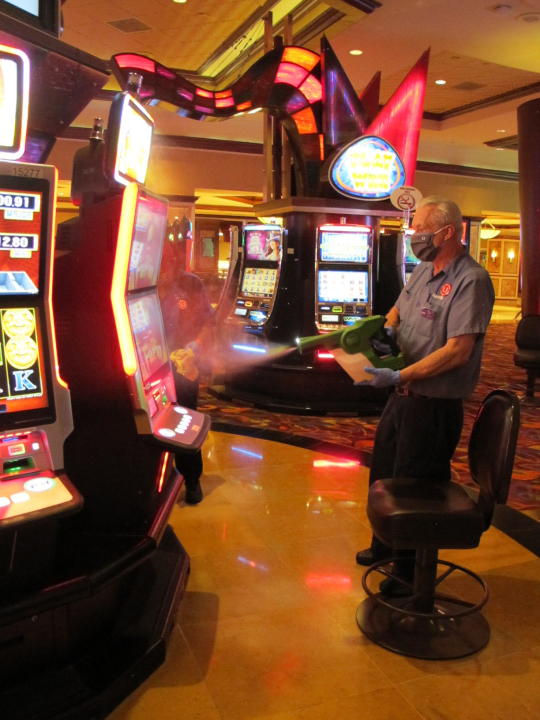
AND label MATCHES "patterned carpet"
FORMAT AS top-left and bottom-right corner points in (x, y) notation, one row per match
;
(199, 320), (540, 513)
